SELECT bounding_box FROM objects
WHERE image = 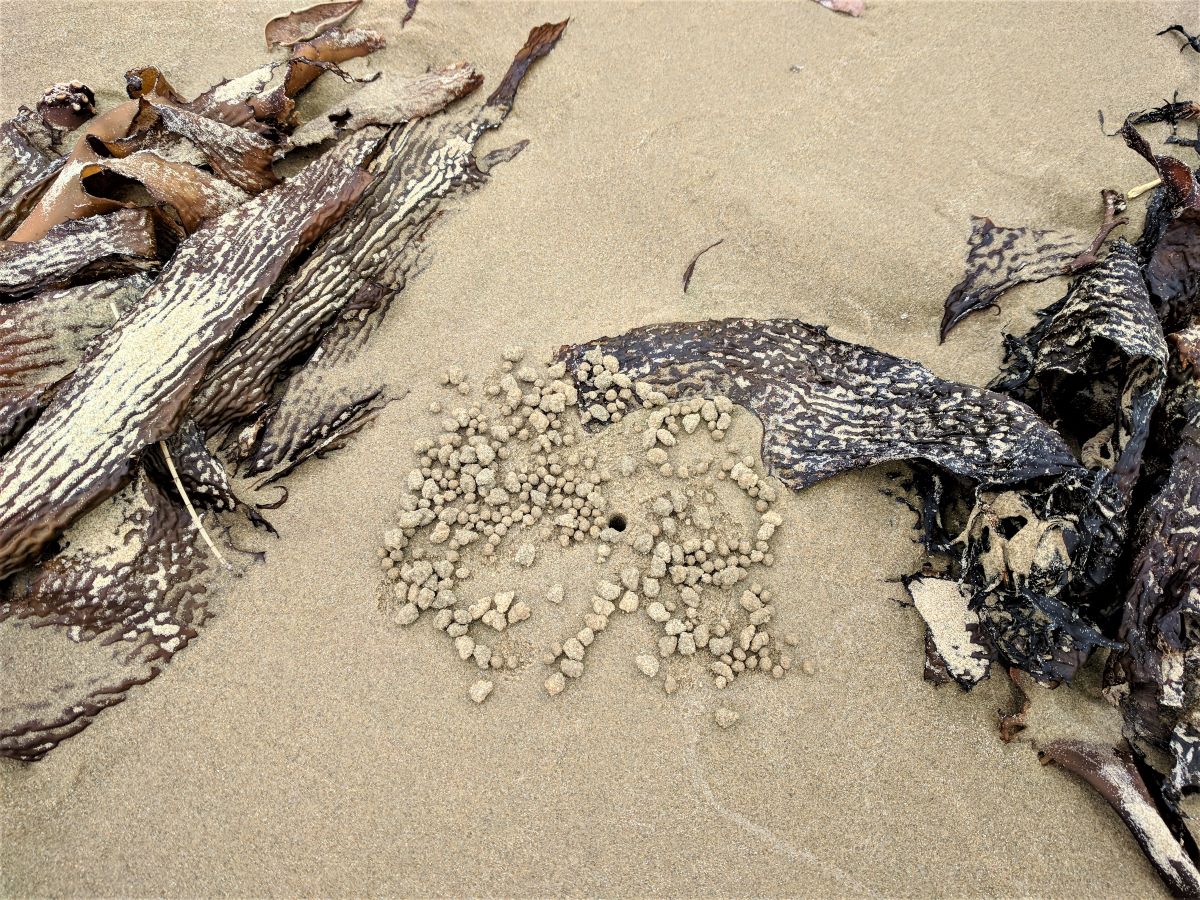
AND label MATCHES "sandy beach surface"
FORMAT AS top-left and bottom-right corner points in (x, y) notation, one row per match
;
(1, 1), (1195, 896)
